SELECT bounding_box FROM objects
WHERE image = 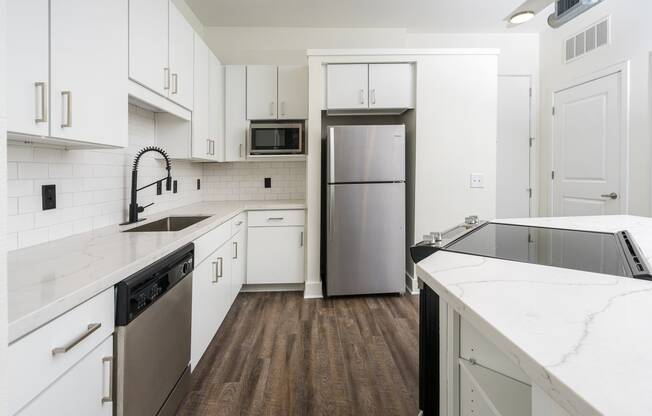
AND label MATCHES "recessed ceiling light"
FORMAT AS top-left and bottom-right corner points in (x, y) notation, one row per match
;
(509, 10), (536, 24)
